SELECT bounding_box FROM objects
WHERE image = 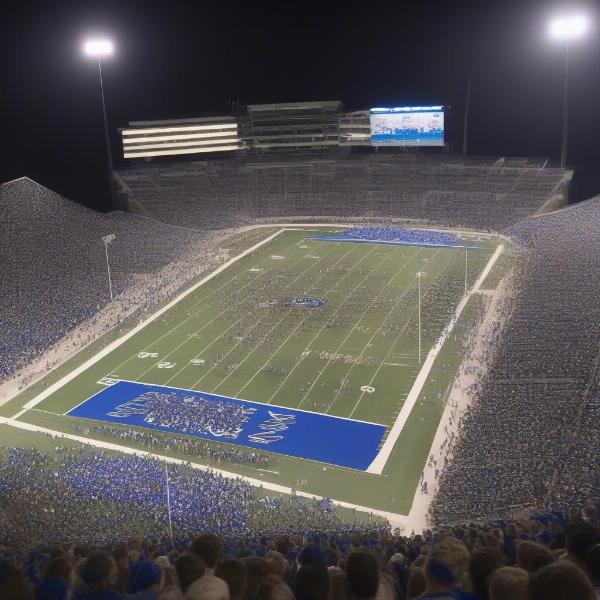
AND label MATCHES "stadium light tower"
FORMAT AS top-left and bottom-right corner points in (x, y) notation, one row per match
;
(548, 14), (590, 168)
(83, 38), (116, 205)
(102, 233), (116, 301)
